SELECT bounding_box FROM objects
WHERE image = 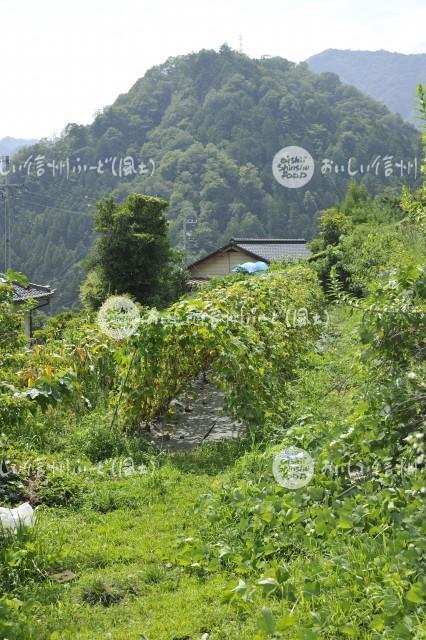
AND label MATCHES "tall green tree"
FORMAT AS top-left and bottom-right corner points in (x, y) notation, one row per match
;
(81, 194), (185, 309)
